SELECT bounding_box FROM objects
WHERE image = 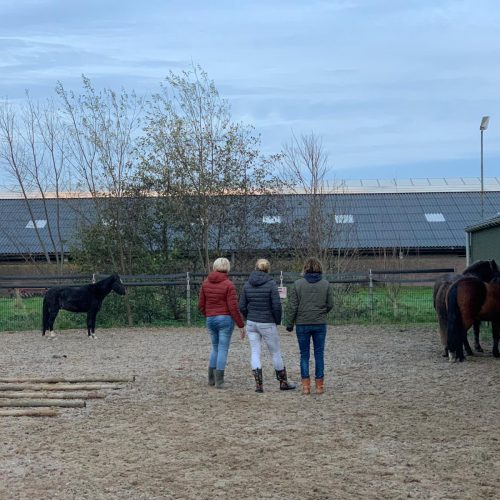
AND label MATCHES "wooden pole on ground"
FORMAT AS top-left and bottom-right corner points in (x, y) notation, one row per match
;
(0, 383), (123, 392)
(0, 376), (135, 384)
(0, 391), (105, 399)
(0, 408), (58, 417)
(0, 399), (86, 408)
